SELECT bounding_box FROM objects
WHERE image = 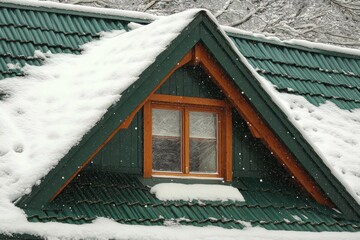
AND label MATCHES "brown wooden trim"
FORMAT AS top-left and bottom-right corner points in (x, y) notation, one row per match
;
(147, 98), (228, 179)
(143, 101), (152, 178)
(51, 43), (332, 208)
(225, 104), (233, 182)
(152, 171), (222, 178)
(118, 51), (194, 130)
(194, 43), (333, 207)
(184, 108), (190, 174)
(150, 94), (227, 108)
(50, 51), (193, 201)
